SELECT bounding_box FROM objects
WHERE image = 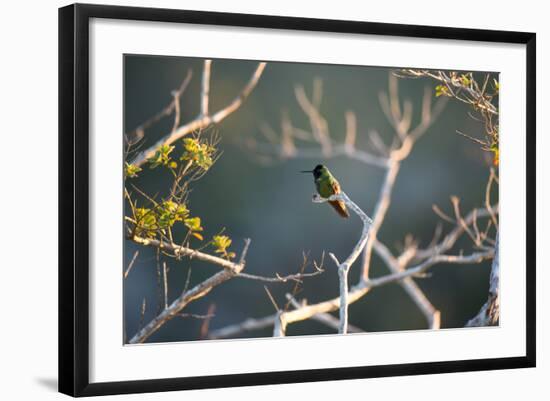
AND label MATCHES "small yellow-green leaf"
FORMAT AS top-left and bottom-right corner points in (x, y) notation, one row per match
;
(184, 216), (203, 232)
(124, 162), (142, 178)
(180, 137), (215, 171)
(459, 74), (471, 86)
(435, 84), (449, 97)
(148, 145), (175, 169)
